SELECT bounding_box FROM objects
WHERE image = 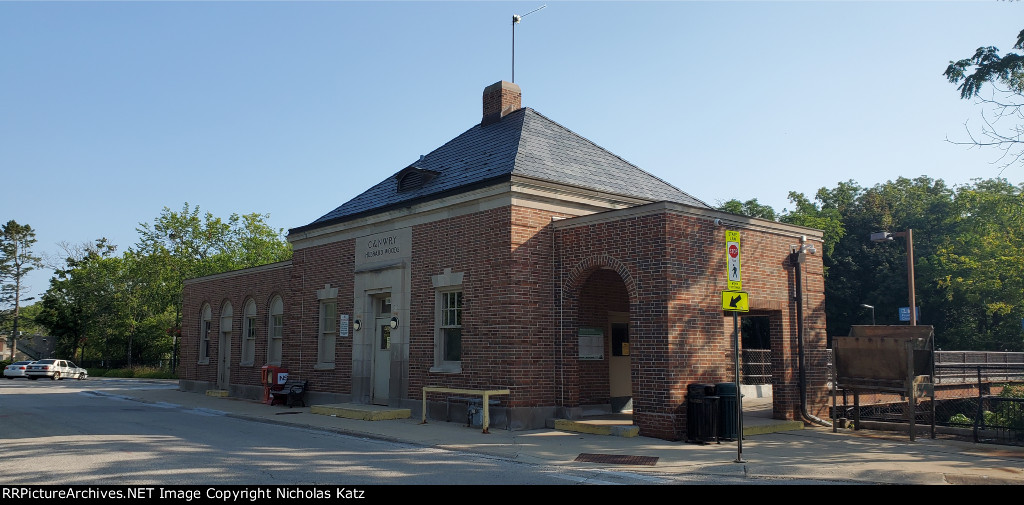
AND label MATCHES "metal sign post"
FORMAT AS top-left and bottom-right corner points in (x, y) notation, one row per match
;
(732, 311), (744, 463)
(723, 229), (746, 463)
